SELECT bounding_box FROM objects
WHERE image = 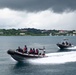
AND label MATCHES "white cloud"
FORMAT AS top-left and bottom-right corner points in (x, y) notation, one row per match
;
(0, 8), (76, 30)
